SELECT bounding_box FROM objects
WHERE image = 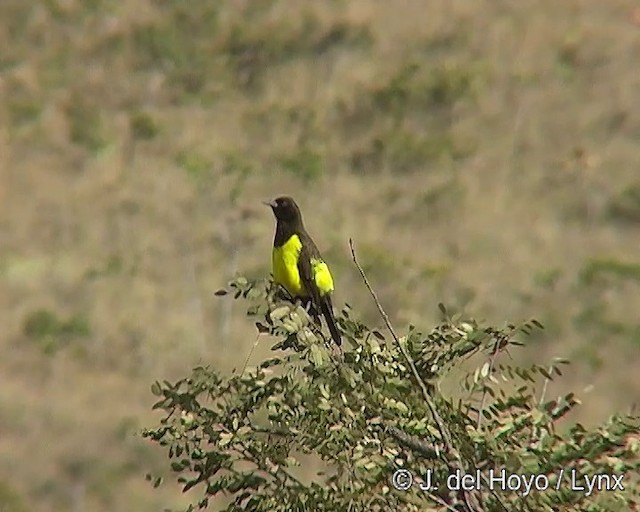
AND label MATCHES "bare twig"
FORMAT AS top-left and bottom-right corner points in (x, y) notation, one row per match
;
(349, 239), (452, 451)
(350, 238), (490, 512)
(241, 331), (262, 375)
(386, 425), (439, 459)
